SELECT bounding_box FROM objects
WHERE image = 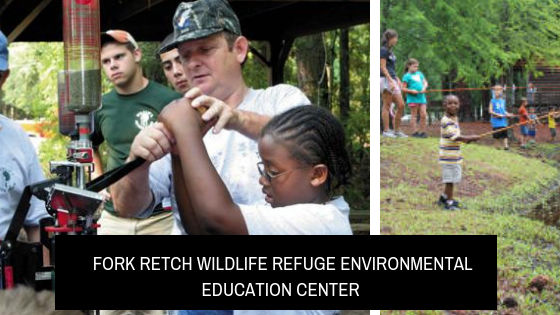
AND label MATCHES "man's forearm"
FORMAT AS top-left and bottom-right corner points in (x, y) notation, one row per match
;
(111, 162), (153, 218)
(234, 110), (270, 140)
